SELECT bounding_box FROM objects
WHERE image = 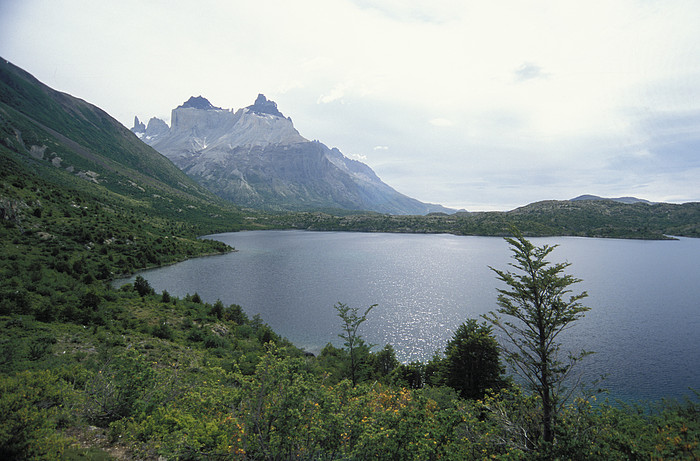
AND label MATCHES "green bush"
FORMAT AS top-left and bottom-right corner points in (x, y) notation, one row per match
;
(0, 370), (74, 459)
(82, 350), (157, 426)
(151, 321), (174, 340)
